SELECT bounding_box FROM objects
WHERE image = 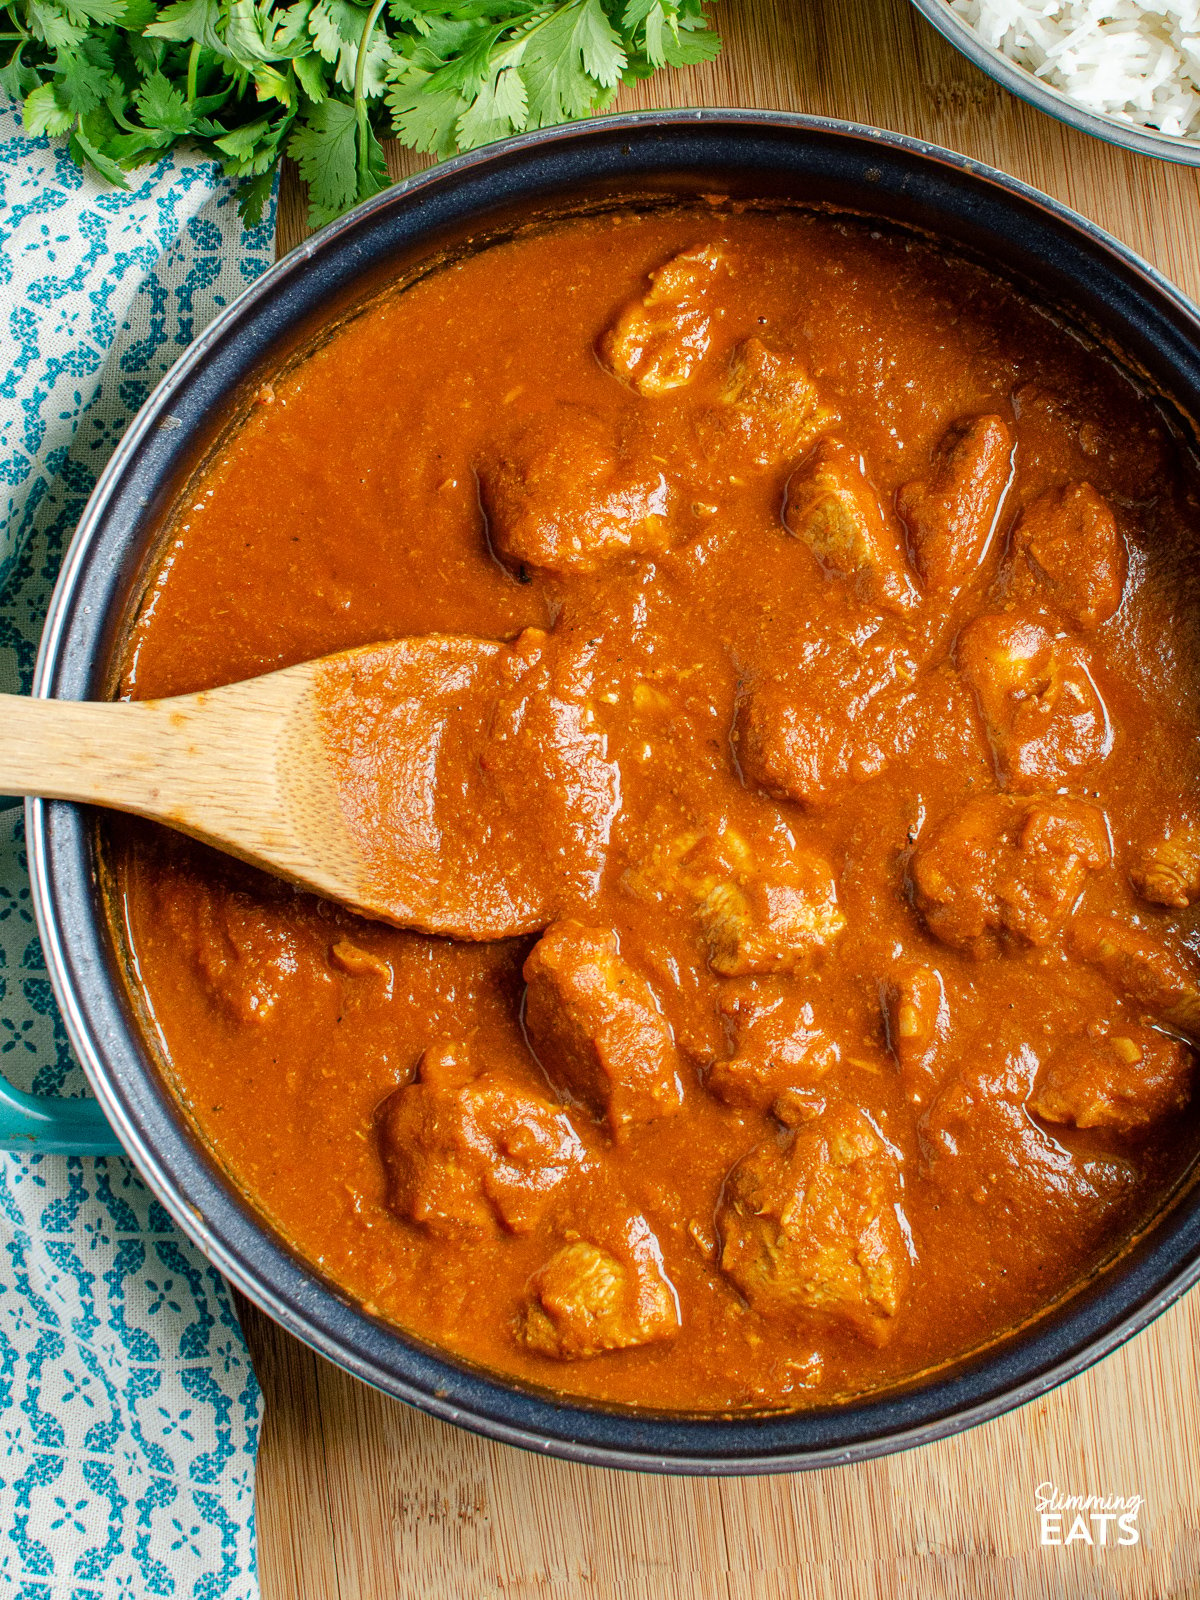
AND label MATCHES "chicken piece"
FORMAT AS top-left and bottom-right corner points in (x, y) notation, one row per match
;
(709, 986), (840, 1110)
(516, 1215), (680, 1359)
(735, 625), (922, 807)
(478, 407), (673, 574)
(738, 677), (855, 809)
(626, 826), (846, 978)
(599, 244), (726, 396)
(717, 1102), (911, 1342)
(1072, 915), (1200, 1037)
(881, 962), (949, 1105)
(1009, 483), (1126, 630)
(700, 338), (835, 470)
(770, 1087), (830, 1128)
(694, 831), (846, 977)
(1031, 1025), (1193, 1134)
(956, 612), (1111, 790)
(186, 892), (303, 1025)
(922, 1053), (1134, 1233)
(377, 1043), (586, 1238)
(911, 794), (1110, 957)
(783, 439), (918, 615)
(896, 414), (1013, 593)
(1130, 822), (1200, 909)
(523, 921), (684, 1135)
